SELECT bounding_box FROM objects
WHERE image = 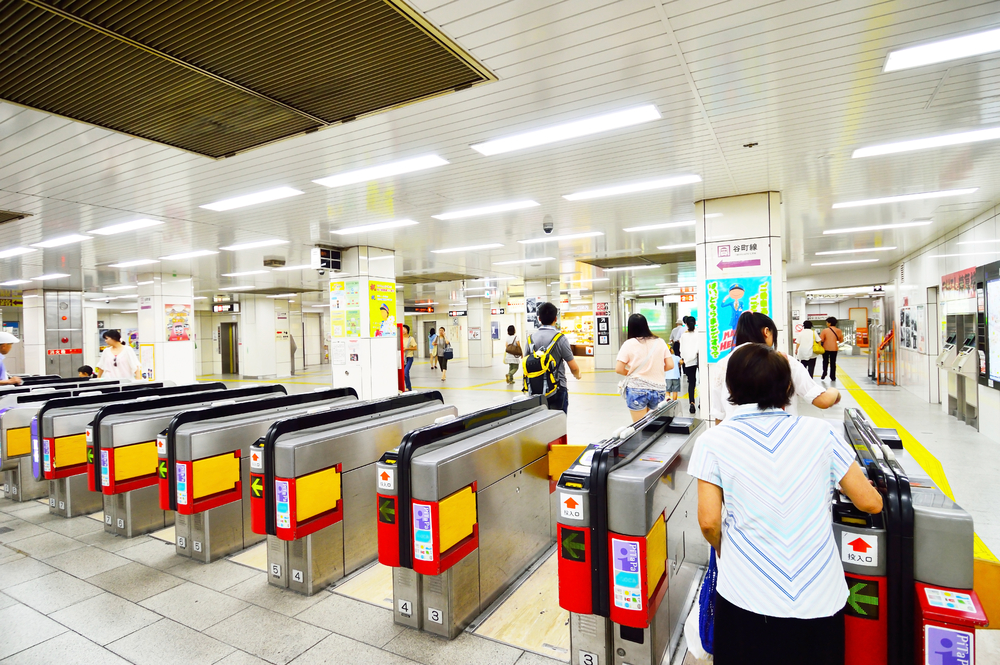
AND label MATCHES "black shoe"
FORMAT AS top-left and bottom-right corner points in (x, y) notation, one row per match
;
(689, 403), (696, 414)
